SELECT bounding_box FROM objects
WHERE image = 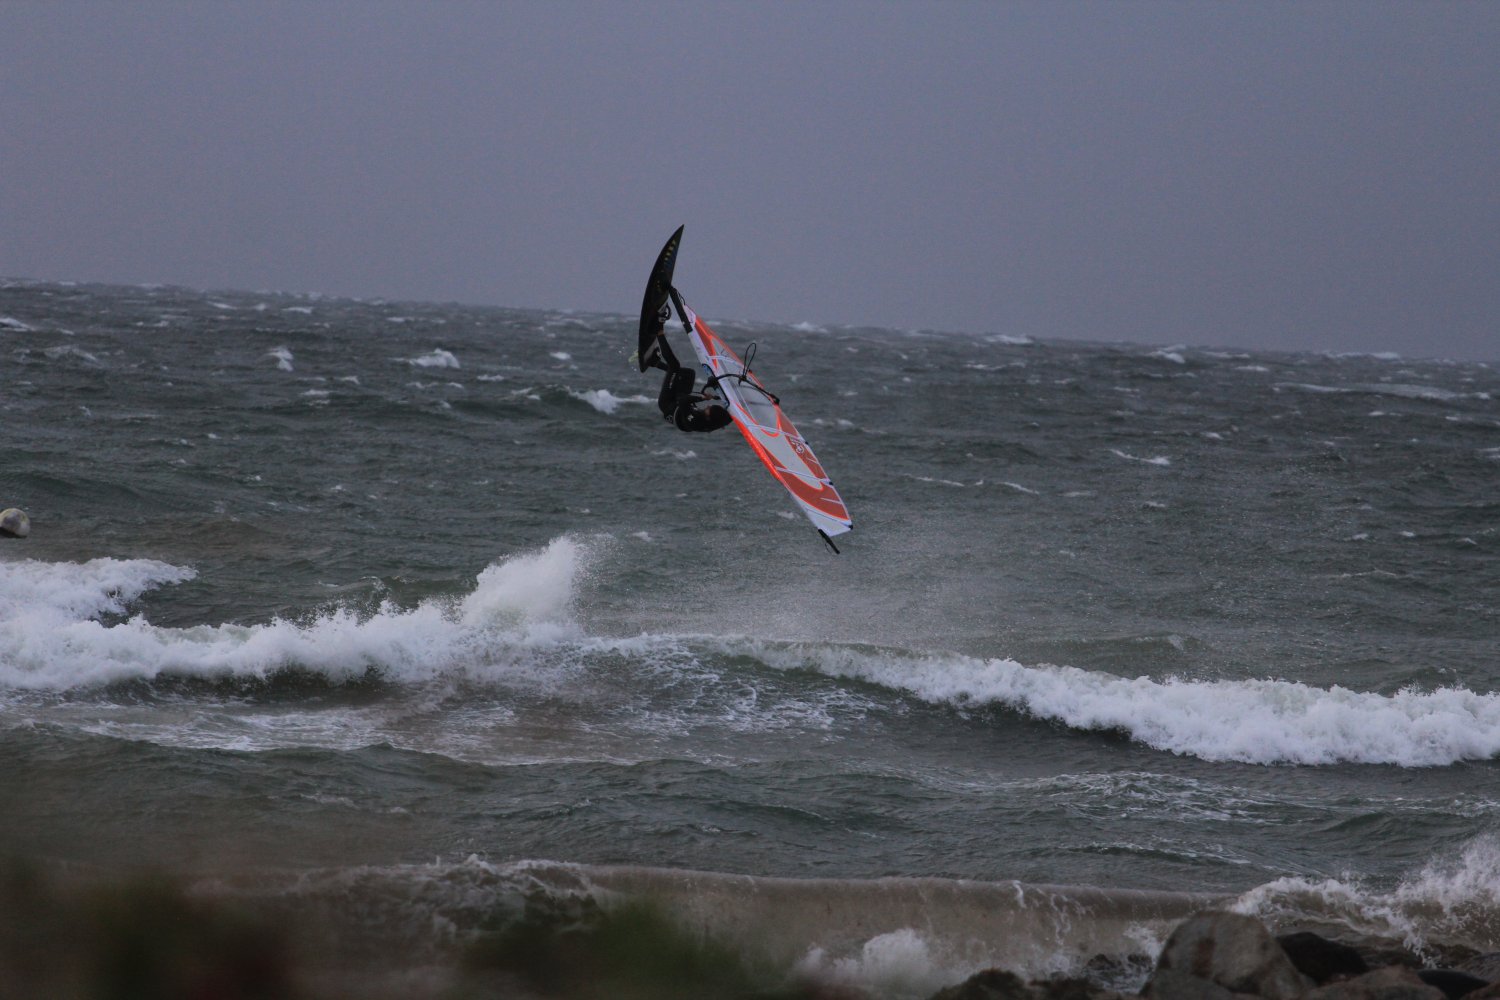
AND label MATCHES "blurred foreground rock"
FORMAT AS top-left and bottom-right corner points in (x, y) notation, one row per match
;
(1, 860), (303, 1000)
(929, 911), (1496, 1000)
